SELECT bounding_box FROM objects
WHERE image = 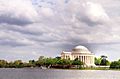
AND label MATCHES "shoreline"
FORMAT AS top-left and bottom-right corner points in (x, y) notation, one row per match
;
(0, 67), (120, 71)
